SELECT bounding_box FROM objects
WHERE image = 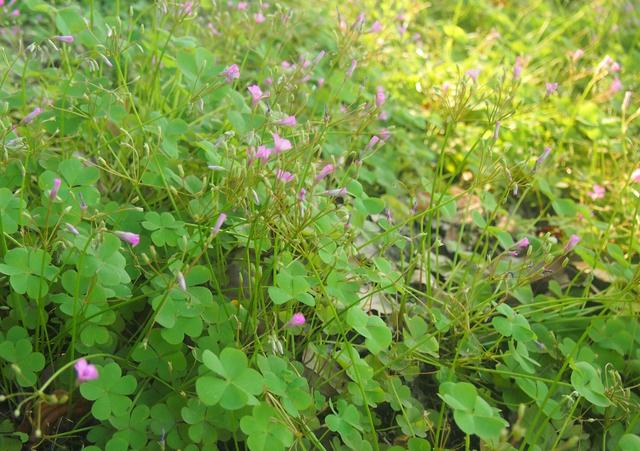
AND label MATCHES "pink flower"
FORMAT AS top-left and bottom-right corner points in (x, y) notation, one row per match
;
(365, 135), (380, 151)
(254, 145), (272, 163)
(516, 237), (530, 249)
(74, 358), (99, 383)
(220, 64), (240, 83)
(287, 312), (305, 327)
(115, 231), (140, 247)
(237, 1), (248, 10)
(369, 21), (382, 33)
(208, 23), (221, 35)
(379, 111), (389, 121)
(609, 77), (622, 94)
(610, 61), (621, 72)
(570, 49), (584, 62)
(275, 169), (294, 183)
(22, 107), (43, 124)
(587, 184), (605, 200)
(545, 82), (559, 96)
(298, 188), (306, 202)
(180, 1), (194, 15)
(50, 178), (61, 200)
(272, 133), (292, 153)
(535, 146), (552, 168)
(278, 116), (297, 127)
(177, 271), (187, 291)
(316, 164), (334, 181)
(564, 234), (580, 252)
(346, 59), (357, 78)
(442, 82), (451, 96)
(375, 86), (386, 108)
(264, 77), (273, 86)
(281, 60), (292, 70)
(379, 128), (391, 141)
(248, 84), (268, 106)
(465, 68), (480, 83)
(254, 12), (265, 23)
(630, 168), (640, 183)
(212, 213), (227, 235)
(313, 50), (326, 64)
(317, 78), (325, 88)
(513, 56), (523, 79)
(54, 35), (74, 43)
